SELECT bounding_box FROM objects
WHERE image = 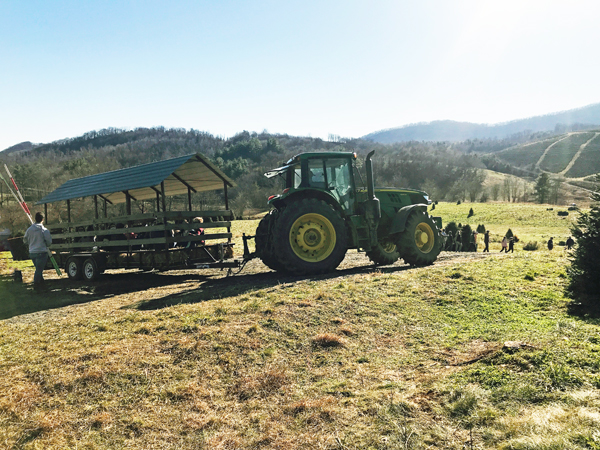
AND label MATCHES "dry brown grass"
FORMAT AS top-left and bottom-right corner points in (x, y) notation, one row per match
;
(312, 333), (347, 348)
(0, 209), (597, 449)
